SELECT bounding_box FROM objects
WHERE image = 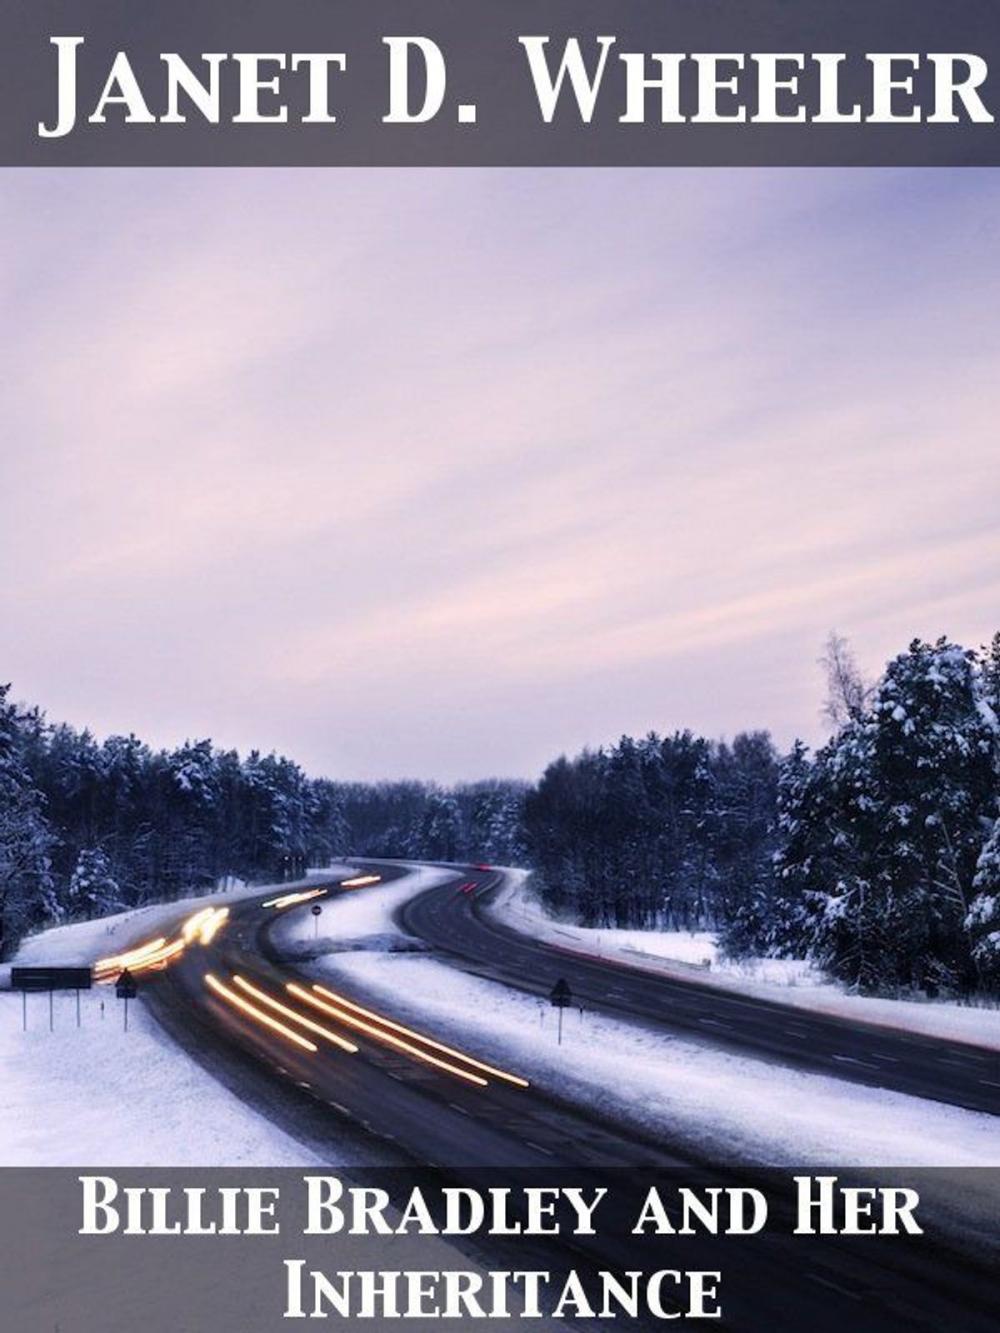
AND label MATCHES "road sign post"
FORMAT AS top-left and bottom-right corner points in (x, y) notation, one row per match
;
(550, 977), (572, 1045)
(311, 902), (322, 939)
(116, 969), (138, 1031)
(12, 964), (94, 1031)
